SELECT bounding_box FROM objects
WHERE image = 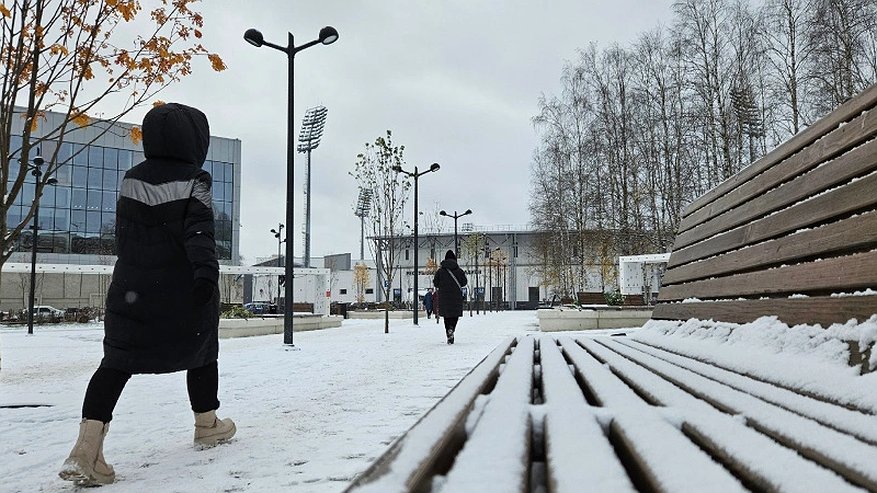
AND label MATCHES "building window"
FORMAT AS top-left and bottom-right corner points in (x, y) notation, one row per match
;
(340, 289), (348, 295)
(365, 288), (374, 294)
(405, 249), (409, 261)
